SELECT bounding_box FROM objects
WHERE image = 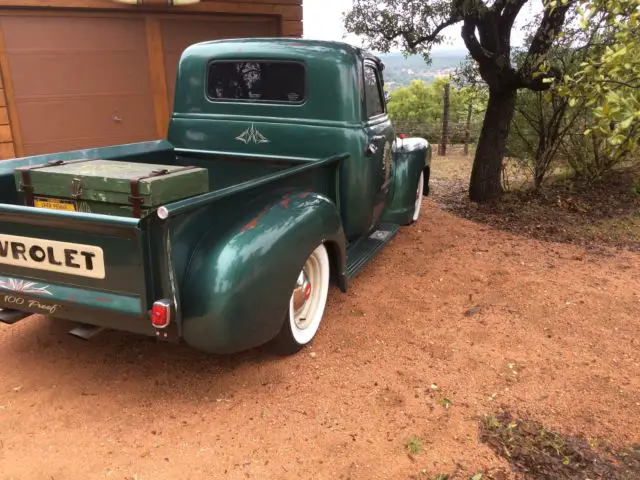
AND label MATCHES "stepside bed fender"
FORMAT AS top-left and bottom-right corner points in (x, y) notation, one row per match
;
(381, 137), (432, 225)
(180, 192), (346, 354)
